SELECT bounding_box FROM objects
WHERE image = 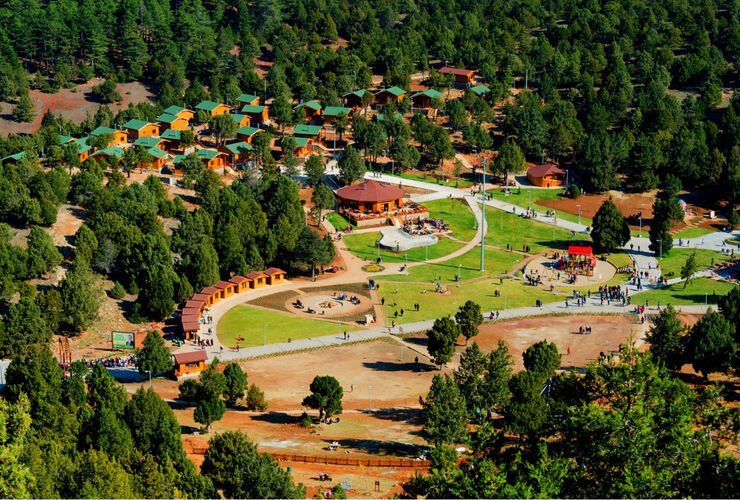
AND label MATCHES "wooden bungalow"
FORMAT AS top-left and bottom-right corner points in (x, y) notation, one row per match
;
(229, 113), (250, 128)
(181, 320), (201, 339)
(197, 149), (227, 170)
(133, 136), (166, 150)
(173, 351), (208, 378)
(1, 151), (26, 165)
(161, 129), (184, 152)
(264, 267), (287, 285)
(439, 67), (476, 84)
(470, 84), (490, 97)
(185, 298), (206, 312)
(220, 141), (253, 164)
(229, 275), (252, 293)
(241, 104), (269, 124)
(246, 270), (268, 288)
(375, 113), (403, 122)
(181, 307), (201, 320)
(195, 100), (230, 118)
(294, 124), (323, 141)
(411, 89), (445, 109)
(374, 86), (406, 105)
(124, 119), (159, 140)
(214, 280), (237, 300)
(71, 138), (92, 162)
(157, 113), (189, 131)
(526, 163), (567, 188)
(140, 147), (168, 170)
(163, 105), (195, 123)
(344, 89), (370, 109)
(90, 126), (128, 147)
(190, 293), (211, 306)
(200, 286), (220, 305)
(57, 134), (74, 145)
(91, 146), (125, 164)
(295, 100), (323, 121)
(236, 126), (262, 144)
(235, 93), (260, 106)
(282, 136), (312, 157)
(322, 106), (352, 125)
